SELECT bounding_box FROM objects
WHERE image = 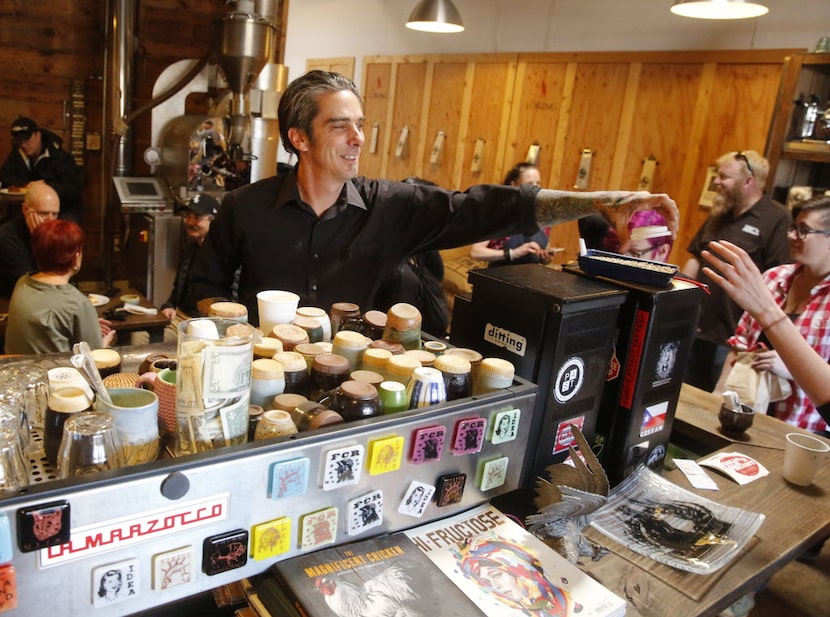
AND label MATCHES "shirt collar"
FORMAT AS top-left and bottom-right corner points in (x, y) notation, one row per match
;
(275, 170), (368, 217)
